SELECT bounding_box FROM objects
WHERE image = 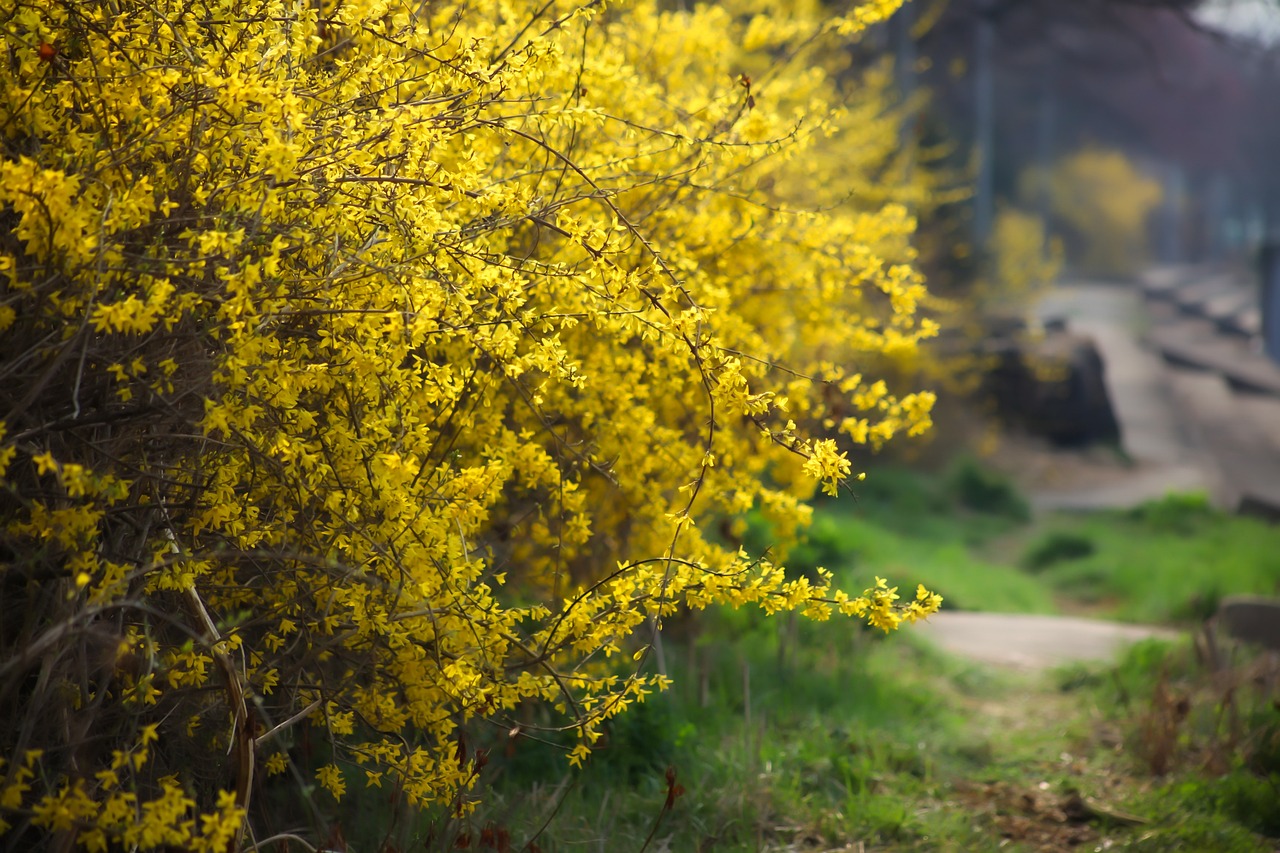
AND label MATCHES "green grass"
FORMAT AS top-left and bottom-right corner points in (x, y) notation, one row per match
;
(1055, 636), (1280, 852)
(363, 464), (1280, 851)
(473, 620), (1020, 851)
(809, 509), (1060, 614)
(1014, 493), (1280, 623)
(776, 462), (1059, 614)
